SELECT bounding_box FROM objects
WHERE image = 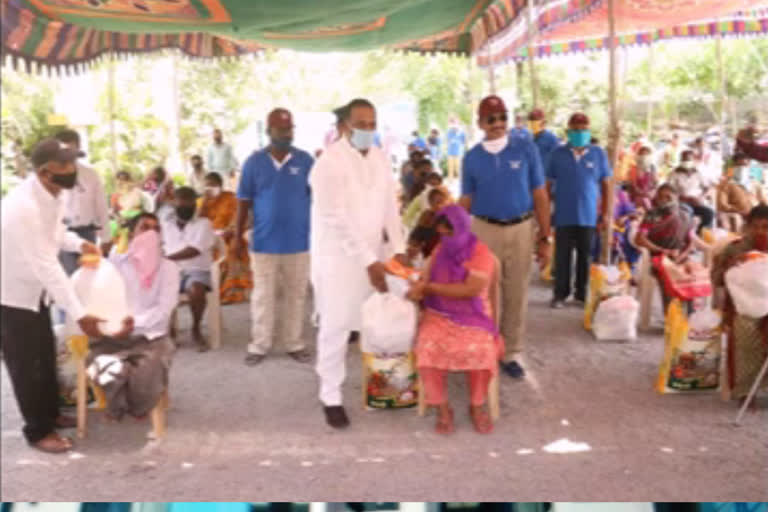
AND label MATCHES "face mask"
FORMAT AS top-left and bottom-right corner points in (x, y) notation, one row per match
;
(176, 205), (195, 221)
(349, 128), (376, 151)
(528, 120), (543, 135)
(205, 186), (222, 197)
(567, 129), (591, 148)
(657, 199), (677, 212)
(733, 166), (750, 186)
(680, 161), (694, 170)
(637, 155), (651, 167)
(48, 169), (78, 189)
(270, 136), (292, 151)
(482, 136), (508, 154)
